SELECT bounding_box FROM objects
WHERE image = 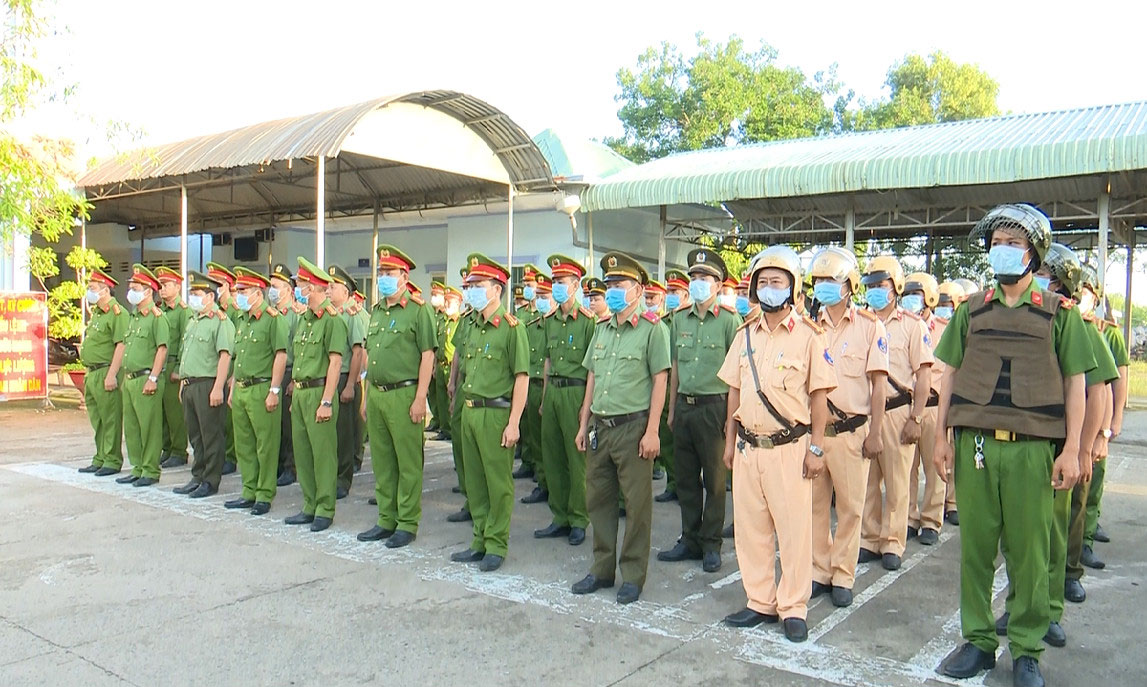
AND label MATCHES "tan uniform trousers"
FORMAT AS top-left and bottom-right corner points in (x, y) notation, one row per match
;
(734, 437), (812, 620)
(861, 403), (914, 556)
(812, 425), (870, 589)
(908, 406), (945, 531)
